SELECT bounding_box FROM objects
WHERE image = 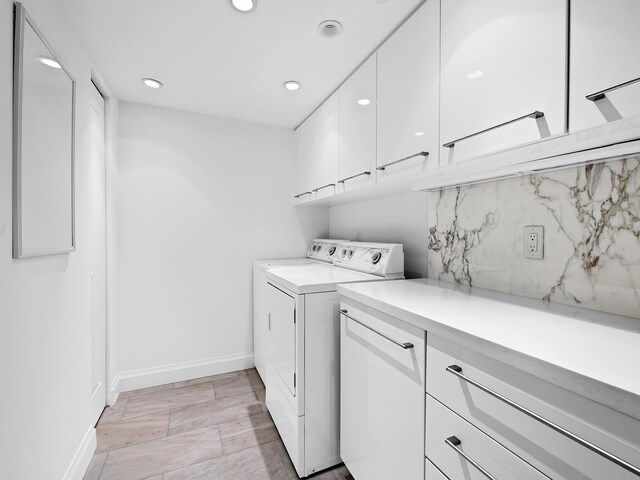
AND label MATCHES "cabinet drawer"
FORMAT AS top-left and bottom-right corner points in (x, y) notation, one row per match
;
(427, 395), (548, 480)
(426, 335), (640, 480)
(426, 458), (449, 480)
